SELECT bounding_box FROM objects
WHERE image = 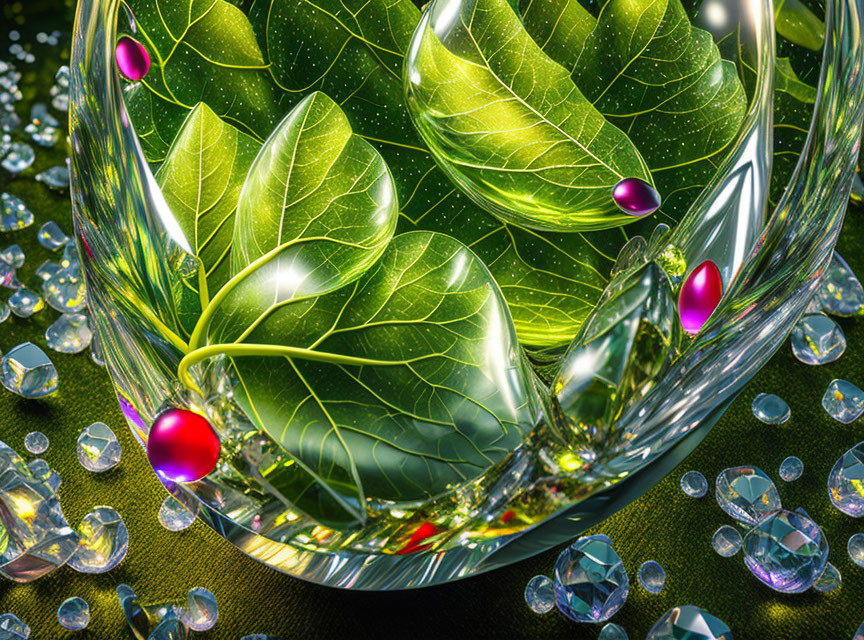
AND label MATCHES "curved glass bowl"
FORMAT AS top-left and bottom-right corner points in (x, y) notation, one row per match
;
(69, 0), (864, 589)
